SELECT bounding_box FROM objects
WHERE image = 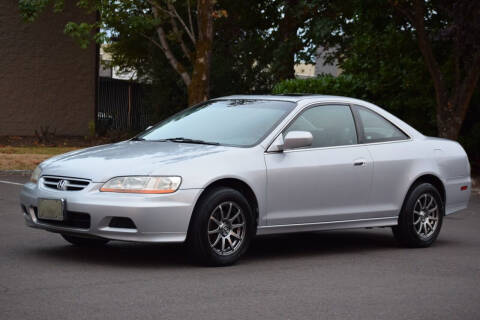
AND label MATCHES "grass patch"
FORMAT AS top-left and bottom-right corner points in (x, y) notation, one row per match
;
(0, 146), (78, 155)
(0, 147), (80, 171)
